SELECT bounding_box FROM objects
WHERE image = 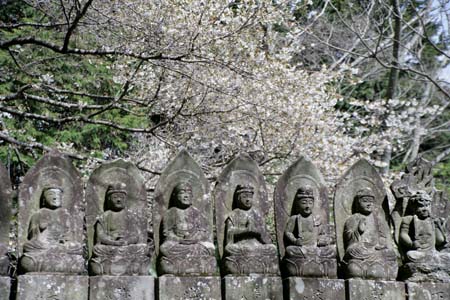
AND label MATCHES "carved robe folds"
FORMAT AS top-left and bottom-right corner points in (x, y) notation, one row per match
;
(284, 214), (336, 277)
(21, 205), (84, 273)
(215, 154), (279, 276)
(18, 151), (86, 275)
(275, 157), (337, 278)
(224, 206), (278, 275)
(343, 212), (397, 279)
(334, 159), (398, 281)
(154, 150), (218, 276)
(158, 205), (216, 275)
(90, 209), (149, 275)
